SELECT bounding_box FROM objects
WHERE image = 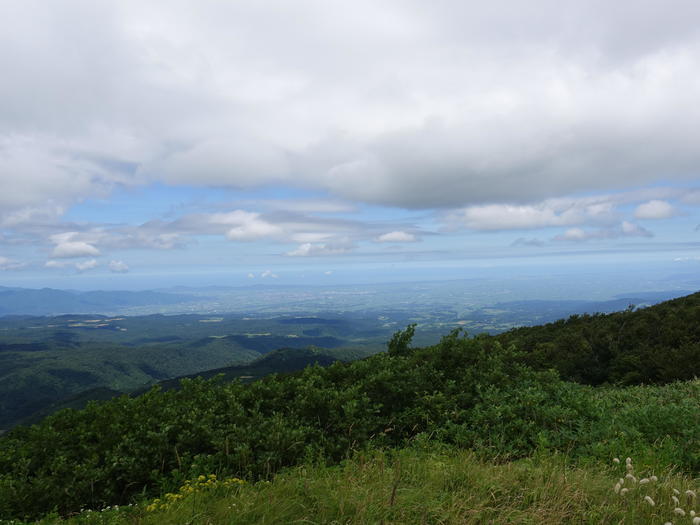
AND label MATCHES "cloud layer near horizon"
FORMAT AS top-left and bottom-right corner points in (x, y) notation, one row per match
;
(2, 0), (700, 216)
